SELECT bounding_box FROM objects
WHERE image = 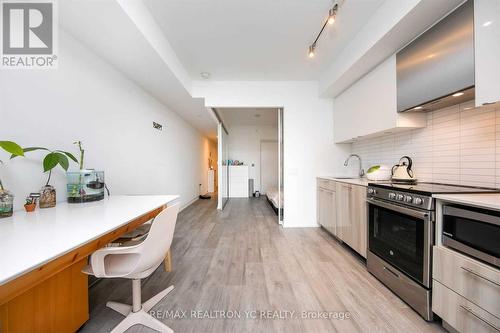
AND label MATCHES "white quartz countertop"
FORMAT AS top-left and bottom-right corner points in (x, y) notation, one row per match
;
(433, 193), (500, 211)
(0, 195), (179, 285)
(317, 176), (386, 187)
